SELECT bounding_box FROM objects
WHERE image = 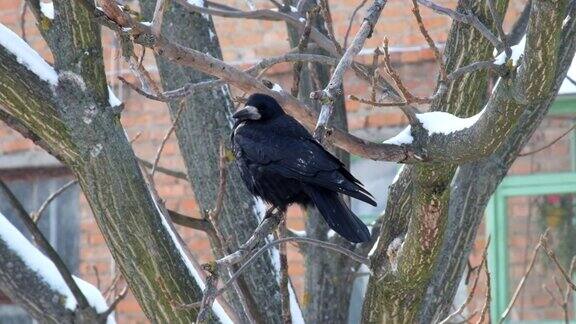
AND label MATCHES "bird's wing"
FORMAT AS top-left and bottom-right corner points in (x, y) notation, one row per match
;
(234, 127), (376, 206)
